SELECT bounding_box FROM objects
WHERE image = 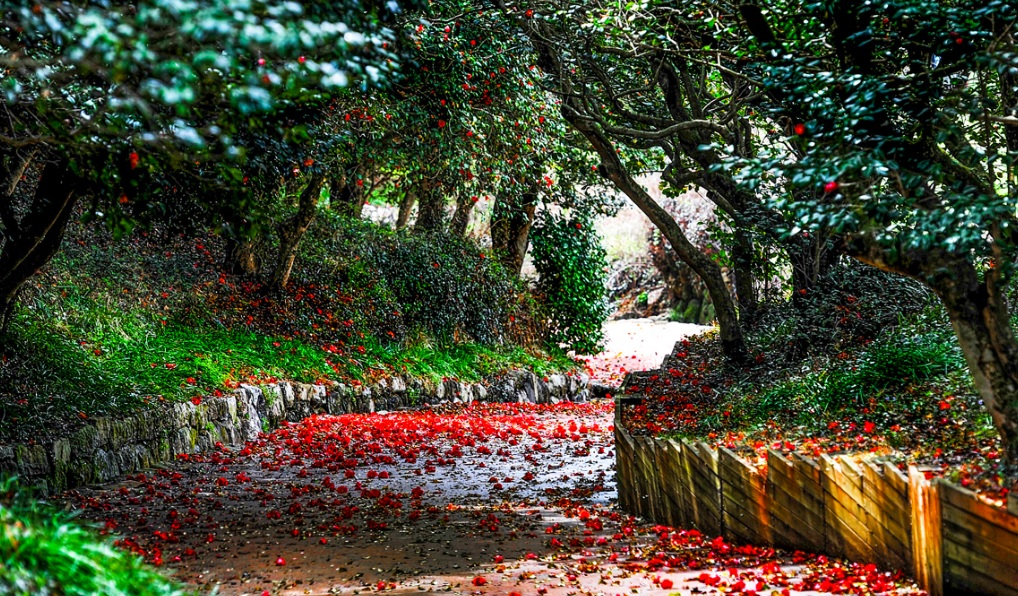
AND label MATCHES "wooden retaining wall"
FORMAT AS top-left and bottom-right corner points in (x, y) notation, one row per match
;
(615, 409), (1018, 595)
